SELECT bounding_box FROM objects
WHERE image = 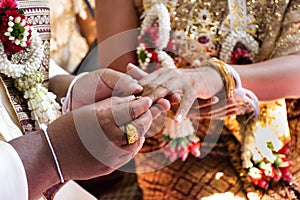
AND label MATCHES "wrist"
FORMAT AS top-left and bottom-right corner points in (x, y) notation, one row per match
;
(9, 131), (61, 197)
(61, 72), (89, 114)
(194, 66), (224, 99)
(49, 75), (75, 102)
